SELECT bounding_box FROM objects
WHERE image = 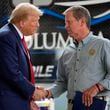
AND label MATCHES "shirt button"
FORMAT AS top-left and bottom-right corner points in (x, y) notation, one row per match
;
(77, 59), (79, 61)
